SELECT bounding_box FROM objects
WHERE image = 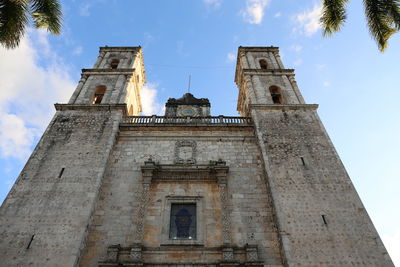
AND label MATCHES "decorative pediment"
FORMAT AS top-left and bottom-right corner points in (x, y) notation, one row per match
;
(166, 93), (210, 107)
(140, 158), (229, 183)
